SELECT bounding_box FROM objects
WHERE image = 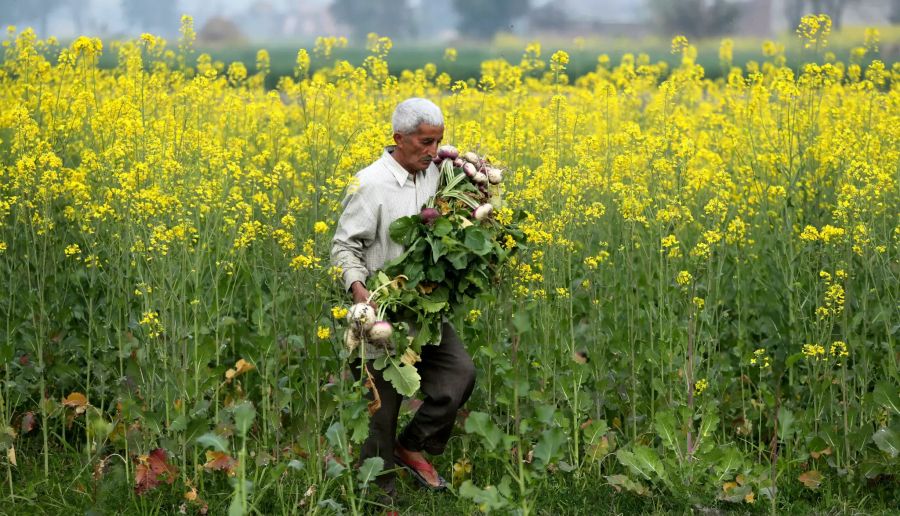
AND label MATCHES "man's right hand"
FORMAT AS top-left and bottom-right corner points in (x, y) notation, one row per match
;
(350, 281), (377, 309)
